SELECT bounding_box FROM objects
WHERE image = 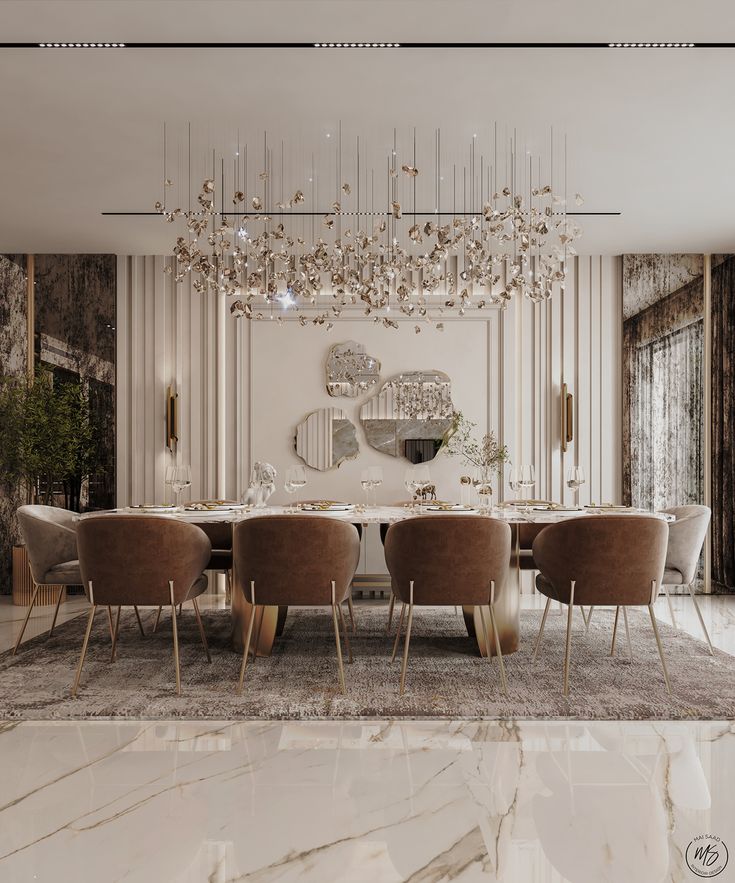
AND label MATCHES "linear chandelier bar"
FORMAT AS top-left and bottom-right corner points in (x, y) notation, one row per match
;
(3, 41), (734, 49)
